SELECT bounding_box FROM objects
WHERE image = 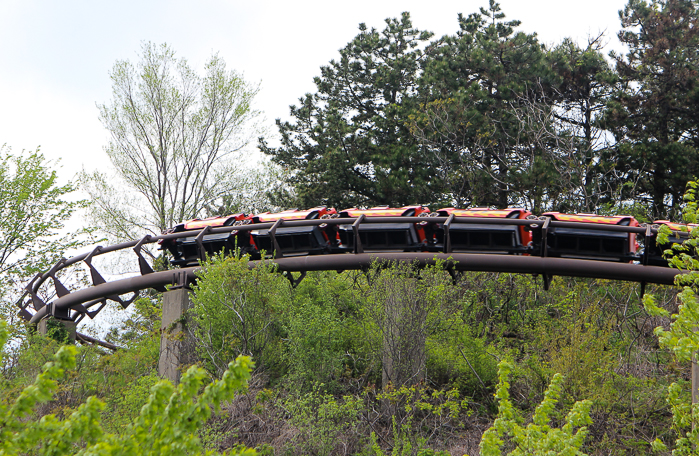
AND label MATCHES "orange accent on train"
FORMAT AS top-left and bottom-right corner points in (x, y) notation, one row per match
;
(543, 212), (639, 226)
(653, 220), (699, 232)
(340, 205), (430, 218)
(438, 207), (528, 218)
(253, 206), (337, 223)
(183, 213), (249, 230)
